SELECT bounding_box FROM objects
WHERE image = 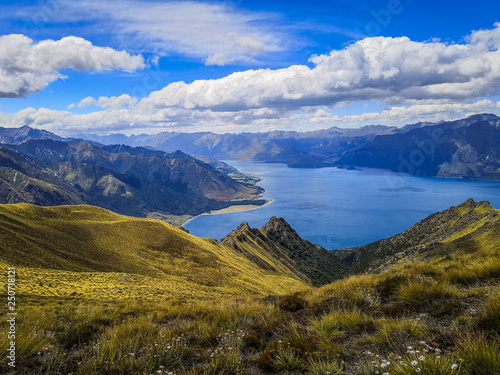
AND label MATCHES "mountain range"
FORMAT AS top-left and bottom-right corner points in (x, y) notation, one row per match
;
(80, 113), (500, 179)
(2, 113), (500, 225)
(0, 137), (264, 222)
